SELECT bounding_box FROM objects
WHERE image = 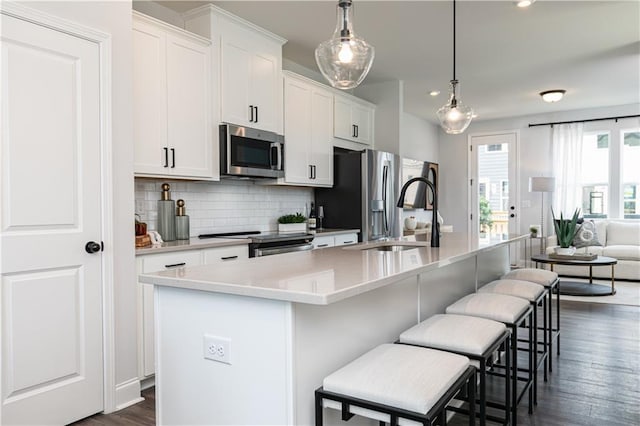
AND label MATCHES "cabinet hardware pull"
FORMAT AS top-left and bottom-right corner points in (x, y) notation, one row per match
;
(163, 147), (169, 167)
(355, 125), (359, 138)
(309, 165), (313, 179)
(342, 241), (354, 244)
(255, 106), (258, 123)
(317, 244), (329, 248)
(249, 105), (254, 122)
(164, 262), (186, 268)
(313, 165), (317, 179)
(171, 148), (175, 168)
(221, 255), (238, 260)
(352, 124), (356, 138)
